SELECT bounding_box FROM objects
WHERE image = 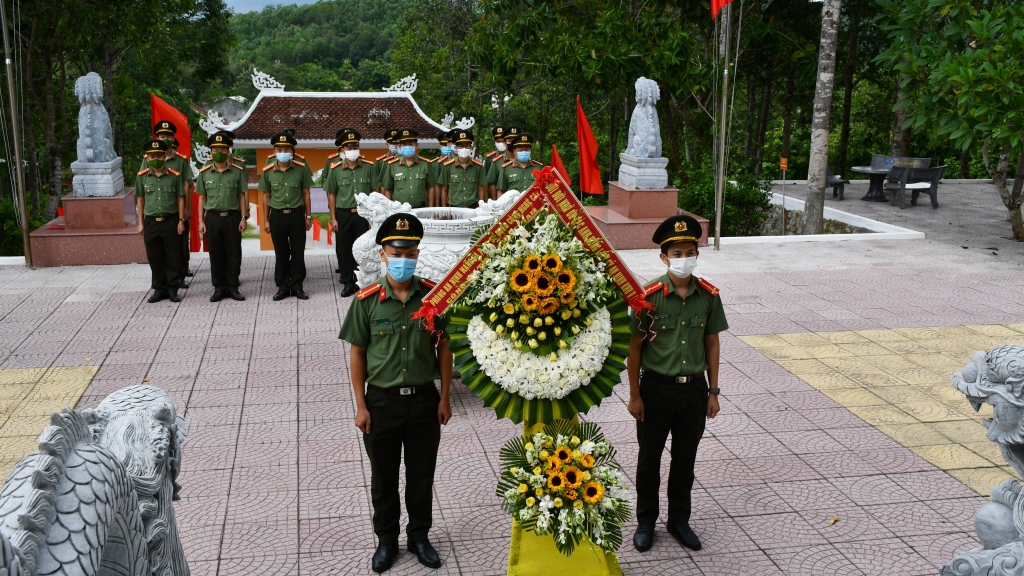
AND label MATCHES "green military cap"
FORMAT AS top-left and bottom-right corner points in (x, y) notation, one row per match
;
(438, 130), (452, 144)
(491, 126), (506, 139)
(211, 130), (235, 147)
(283, 128), (297, 138)
(208, 133), (231, 148)
(395, 128), (418, 143)
(336, 128), (361, 147)
(511, 133), (534, 147)
(144, 139), (169, 154)
(384, 128), (400, 142)
(504, 126), (521, 141)
(376, 212), (423, 247)
(271, 131), (297, 148)
(652, 214), (702, 246)
(454, 130), (474, 144)
(154, 120), (176, 135)
(171, 137), (180, 149)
